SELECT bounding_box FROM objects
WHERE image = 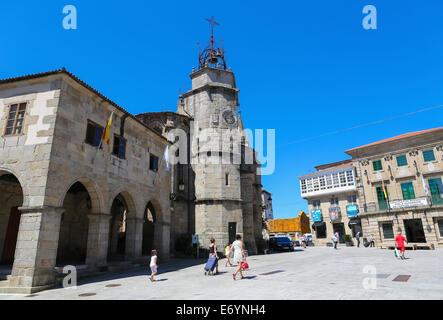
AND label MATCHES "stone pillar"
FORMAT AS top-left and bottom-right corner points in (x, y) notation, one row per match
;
(153, 221), (170, 262)
(85, 214), (112, 268)
(241, 173), (257, 255)
(8, 206), (64, 294)
(125, 217), (144, 261)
